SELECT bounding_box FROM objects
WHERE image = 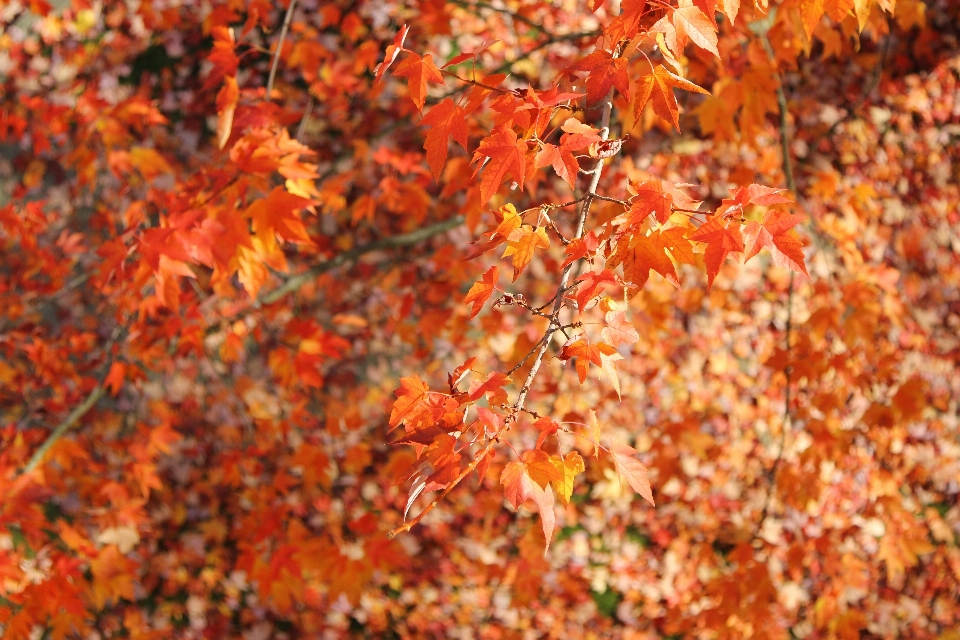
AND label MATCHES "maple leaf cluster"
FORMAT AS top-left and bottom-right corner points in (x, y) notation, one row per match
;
(1, 0), (959, 638)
